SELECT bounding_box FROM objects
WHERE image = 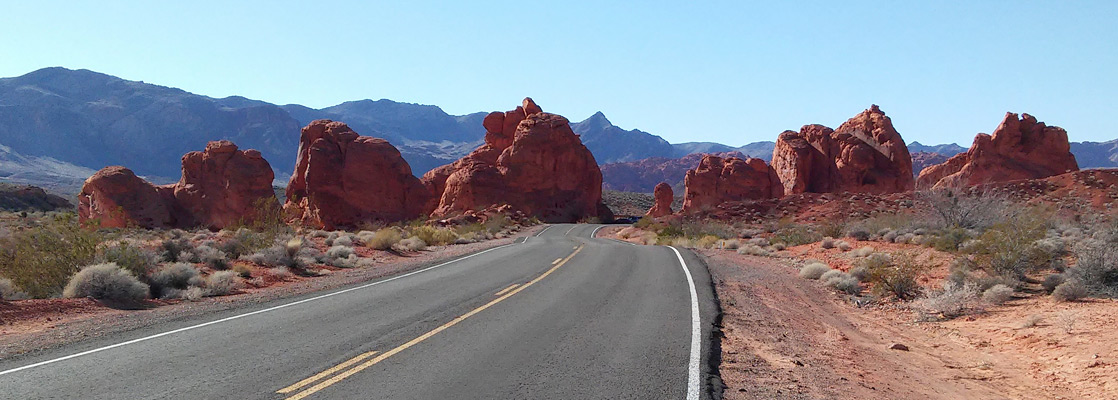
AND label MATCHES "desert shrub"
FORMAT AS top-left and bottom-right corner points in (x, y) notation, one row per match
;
(771, 243), (786, 251)
(159, 237), (195, 263)
(657, 224), (685, 239)
(634, 216), (660, 230)
(194, 245), (229, 270)
(917, 281), (980, 319)
(483, 214), (514, 233)
(799, 263), (831, 280)
(328, 254), (376, 269)
(1042, 273), (1066, 294)
(682, 221), (735, 240)
(150, 263), (202, 296)
(62, 263), (149, 301)
(720, 239), (741, 250)
(920, 189), (1011, 230)
(411, 226), (458, 246)
(97, 241), (158, 278)
(847, 228), (871, 241)
(982, 284), (1014, 305)
(205, 271), (240, 296)
(819, 221), (846, 239)
(968, 210), (1054, 280)
(694, 235), (720, 249)
(849, 266), (869, 282)
(243, 245), (295, 268)
(850, 246), (874, 257)
(822, 271), (861, 295)
(332, 235), (354, 247)
(928, 227), (971, 252)
(365, 228), (403, 250)
(737, 244), (771, 257)
(821, 237), (836, 249)
(267, 266), (294, 280)
(774, 225), (821, 247)
(866, 253), (924, 300)
(325, 245), (355, 260)
(747, 237), (770, 247)
(883, 231), (898, 243)
(1065, 239), (1118, 298)
(1052, 281), (1088, 302)
(836, 241), (853, 251)
(0, 213), (102, 298)
(398, 236), (427, 251)
(0, 277), (28, 300)
(232, 263), (253, 278)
